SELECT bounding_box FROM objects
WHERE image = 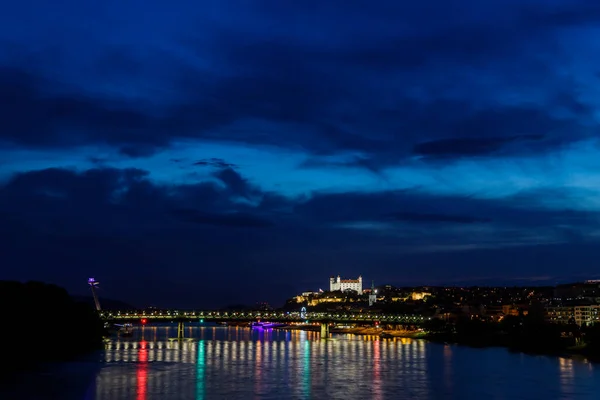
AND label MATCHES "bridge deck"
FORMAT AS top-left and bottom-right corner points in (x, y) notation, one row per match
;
(100, 310), (427, 324)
